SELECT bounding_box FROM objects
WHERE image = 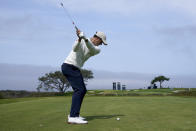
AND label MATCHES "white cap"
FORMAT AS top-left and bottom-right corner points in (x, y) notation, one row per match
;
(95, 31), (107, 45)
